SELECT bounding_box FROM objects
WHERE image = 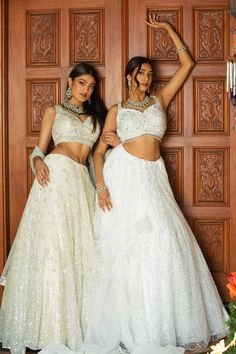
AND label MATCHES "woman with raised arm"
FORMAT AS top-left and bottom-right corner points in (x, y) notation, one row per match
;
(0, 63), (109, 354)
(86, 18), (228, 354)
